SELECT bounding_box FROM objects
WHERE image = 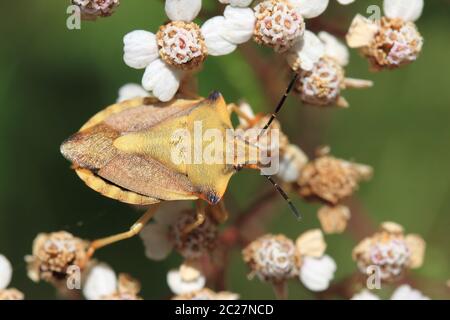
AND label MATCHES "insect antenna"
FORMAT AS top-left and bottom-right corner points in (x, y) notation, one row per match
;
(264, 175), (302, 221)
(258, 72), (299, 138)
